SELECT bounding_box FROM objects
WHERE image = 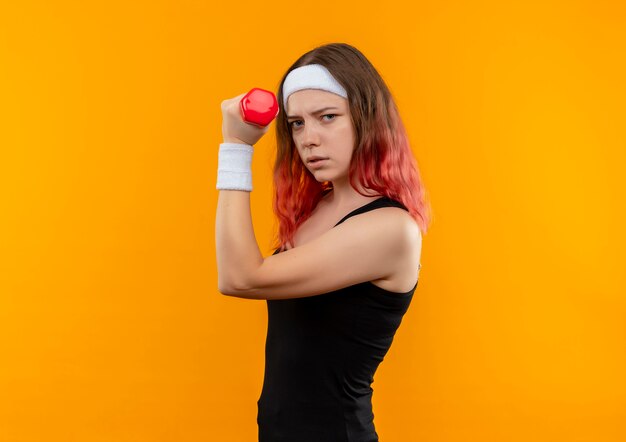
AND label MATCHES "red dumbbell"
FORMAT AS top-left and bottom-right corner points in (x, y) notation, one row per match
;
(239, 88), (279, 127)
